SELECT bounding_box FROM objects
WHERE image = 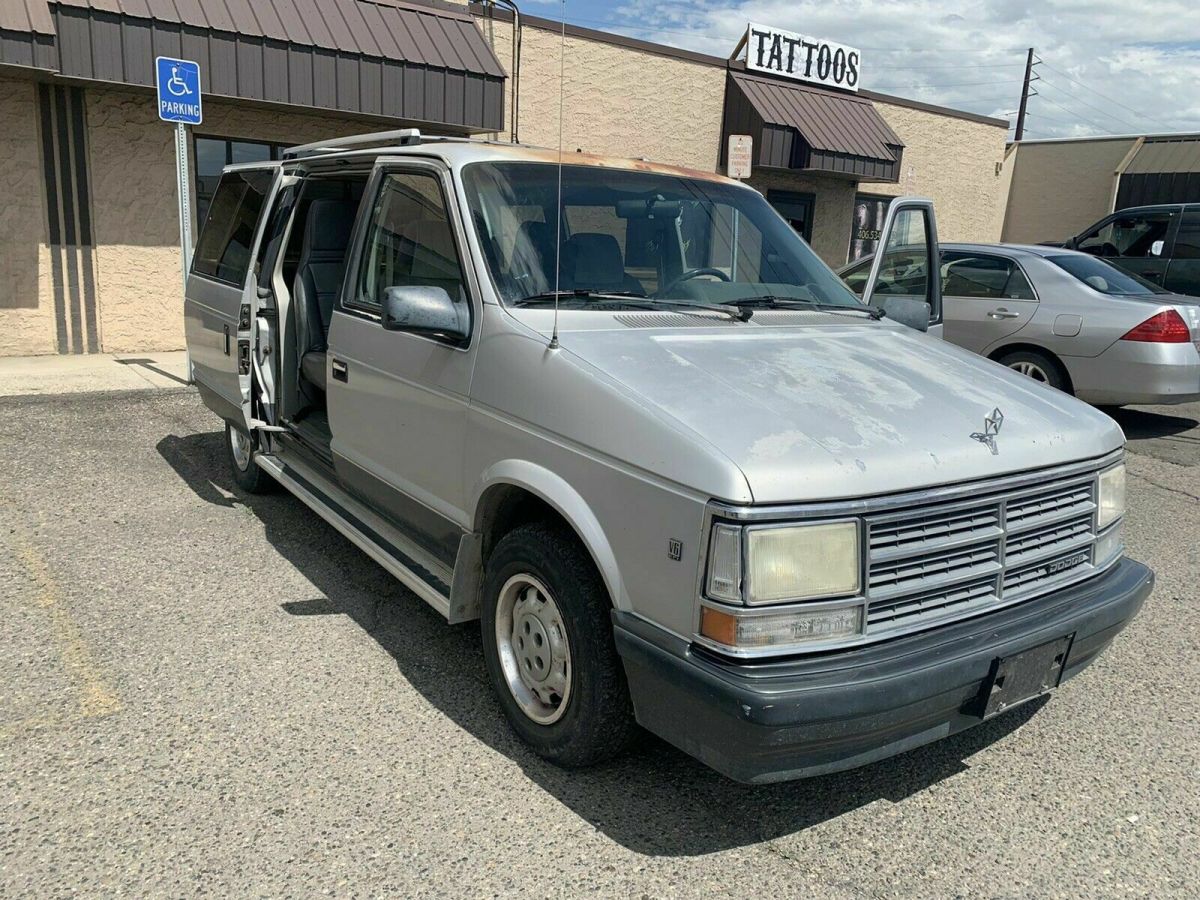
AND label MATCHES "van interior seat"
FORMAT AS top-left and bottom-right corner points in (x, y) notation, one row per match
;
(295, 199), (357, 393)
(562, 232), (644, 295)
